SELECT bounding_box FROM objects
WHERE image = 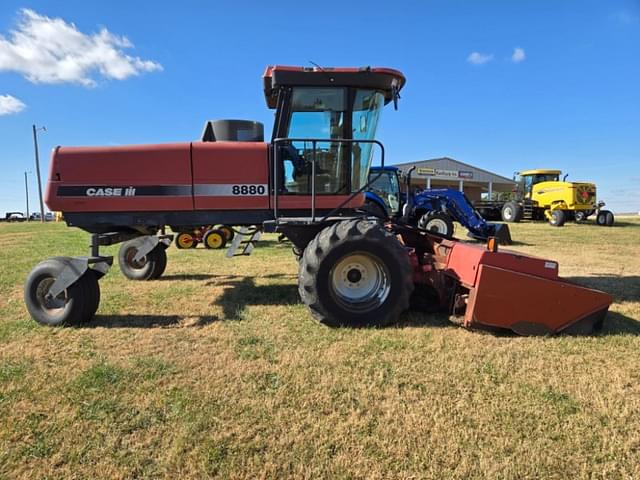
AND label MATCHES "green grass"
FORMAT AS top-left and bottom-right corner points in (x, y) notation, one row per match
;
(0, 218), (639, 479)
